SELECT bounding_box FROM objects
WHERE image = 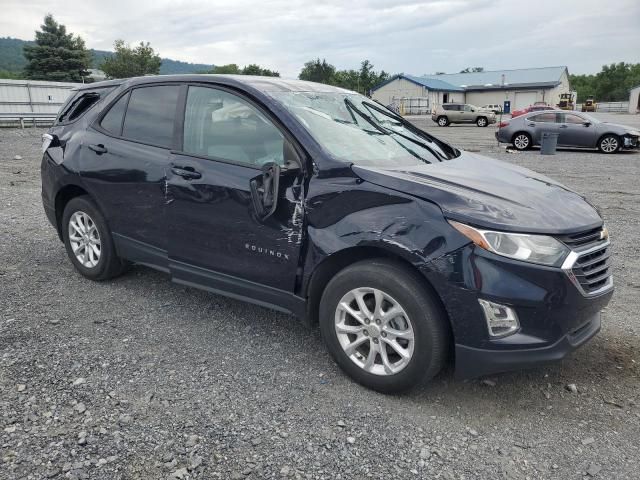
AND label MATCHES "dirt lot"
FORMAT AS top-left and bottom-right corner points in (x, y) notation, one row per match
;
(1, 113), (639, 480)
